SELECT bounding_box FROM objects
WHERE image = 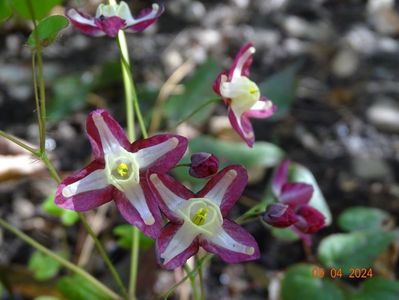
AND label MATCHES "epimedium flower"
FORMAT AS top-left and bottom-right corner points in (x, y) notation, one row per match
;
(66, 1), (164, 38)
(263, 160), (325, 239)
(189, 152), (219, 178)
(149, 165), (260, 269)
(55, 109), (187, 238)
(213, 43), (277, 147)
